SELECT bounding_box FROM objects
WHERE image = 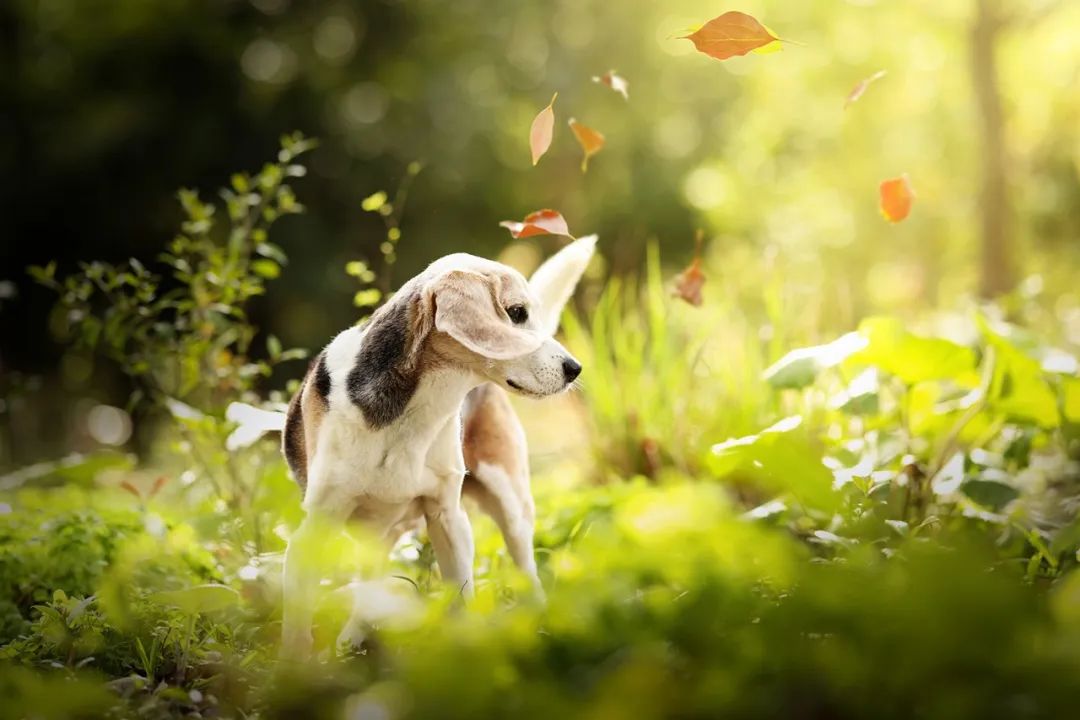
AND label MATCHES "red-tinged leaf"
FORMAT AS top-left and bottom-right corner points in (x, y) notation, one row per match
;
(673, 257), (706, 306)
(592, 70), (629, 100)
(845, 70), (887, 109)
(119, 480), (142, 499)
(529, 93), (557, 166)
(681, 11), (779, 61)
(499, 209), (572, 239)
(568, 119), (605, 172)
(879, 175), (915, 223)
(673, 232), (707, 306)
